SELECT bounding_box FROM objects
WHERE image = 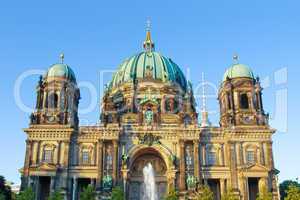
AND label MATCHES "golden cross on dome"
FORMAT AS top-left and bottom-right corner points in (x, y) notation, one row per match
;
(60, 53), (65, 64)
(233, 54), (239, 64)
(146, 19), (151, 31)
(143, 19), (155, 51)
